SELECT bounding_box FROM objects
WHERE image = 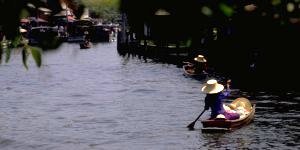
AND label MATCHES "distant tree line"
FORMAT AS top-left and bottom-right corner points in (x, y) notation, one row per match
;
(81, 0), (120, 23)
